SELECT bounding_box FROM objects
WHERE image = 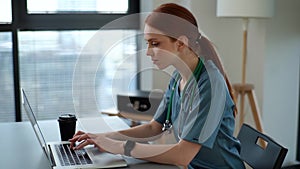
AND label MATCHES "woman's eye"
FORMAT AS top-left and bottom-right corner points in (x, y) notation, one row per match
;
(146, 41), (160, 48)
(147, 42), (159, 47)
(151, 42), (160, 47)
